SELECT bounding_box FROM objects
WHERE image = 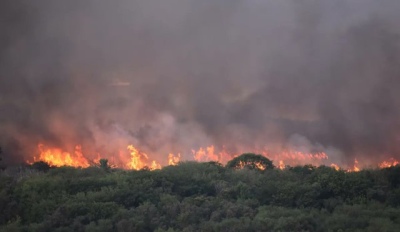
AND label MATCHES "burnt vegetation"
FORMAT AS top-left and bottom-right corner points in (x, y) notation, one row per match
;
(0, 153), (400, 231)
